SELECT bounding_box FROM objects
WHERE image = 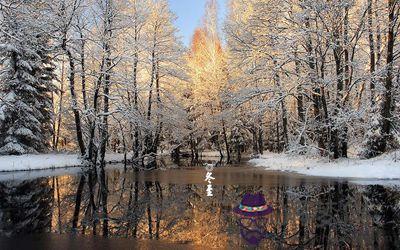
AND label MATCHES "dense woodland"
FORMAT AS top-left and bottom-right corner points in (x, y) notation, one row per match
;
(0, 0), (400, 245)
(0, 0), (399, 166)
